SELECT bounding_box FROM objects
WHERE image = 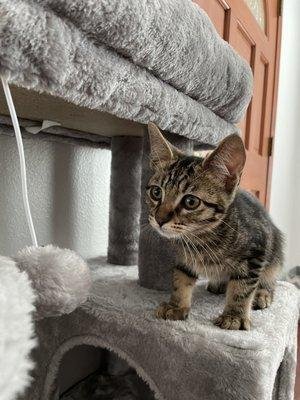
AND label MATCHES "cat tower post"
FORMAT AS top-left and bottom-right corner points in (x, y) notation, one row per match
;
(138, 132), (194, 290)
(107, 136), (143, 265)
